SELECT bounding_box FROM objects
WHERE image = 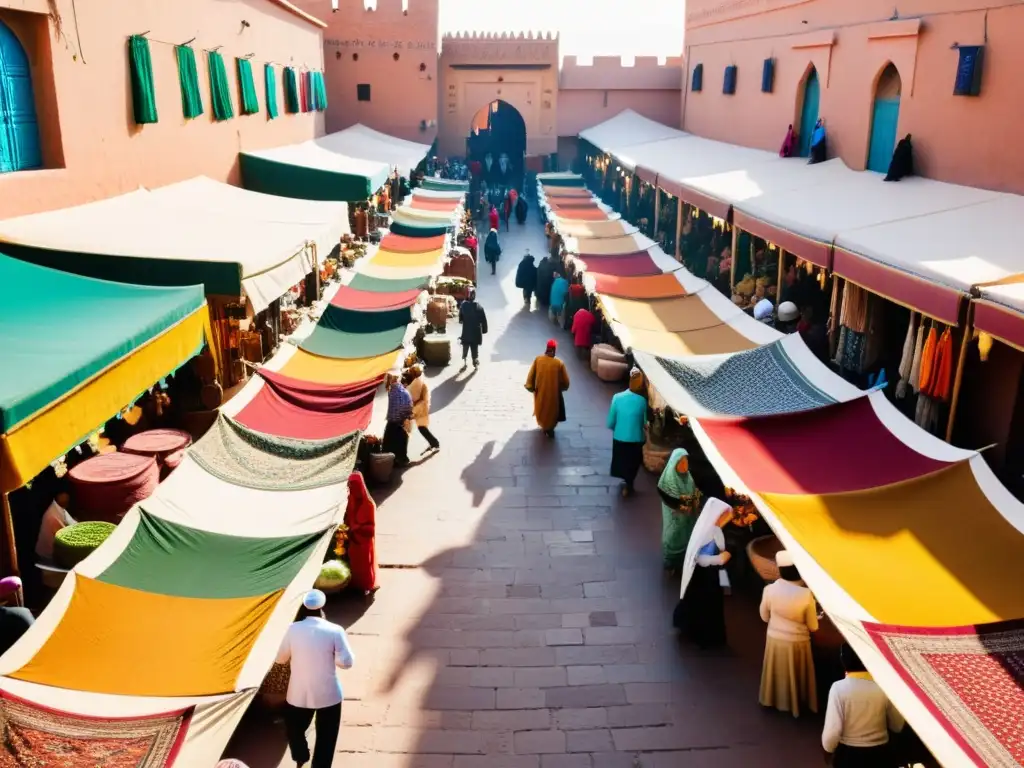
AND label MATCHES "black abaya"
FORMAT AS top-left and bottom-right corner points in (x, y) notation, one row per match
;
(672, 565), (727, 648)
